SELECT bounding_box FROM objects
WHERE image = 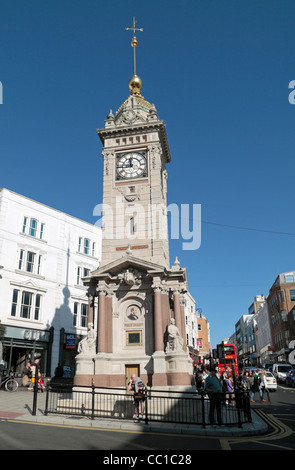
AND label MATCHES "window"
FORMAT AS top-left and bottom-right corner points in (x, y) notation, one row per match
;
(73, 302), (78, 326)
(22, 217), (28, 234)
(18, 249), (42, 276)
(35, 294), (41, 320)
(76, 267), (90, 285)
(78, 237), (97, 257)
(73, 301), (88, 328)
(76, 267), (81, 285)
(18, 250), (24, 270)
(22, 216), (45, 239)
(281, 310), (287, 322)
(40, 223), (44, 240)
(11, 289), (19, 316)
(11, 289), (42, 321)
(285, 274), (294, 283)
(289, 289), (295, 301)
(81, 304), (88, 328)
(84, 238), (90, 255)
(20, 291), (32, 318)
(29, 219), (38, 237)
(26, 252), (35, 273)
